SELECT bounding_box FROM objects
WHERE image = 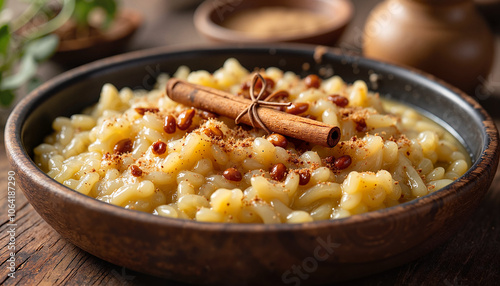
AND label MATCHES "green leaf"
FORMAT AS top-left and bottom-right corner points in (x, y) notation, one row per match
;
(24, 34), (59, 62)
(0, 24), (10, 57)
(0, 0), (4, 11)
(0, 89), (15, 106)
(73, 0), (118, 29)
(96, 0), (117, 28)
(74, 0), (93, 27)
(1, 55), (37, 90)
